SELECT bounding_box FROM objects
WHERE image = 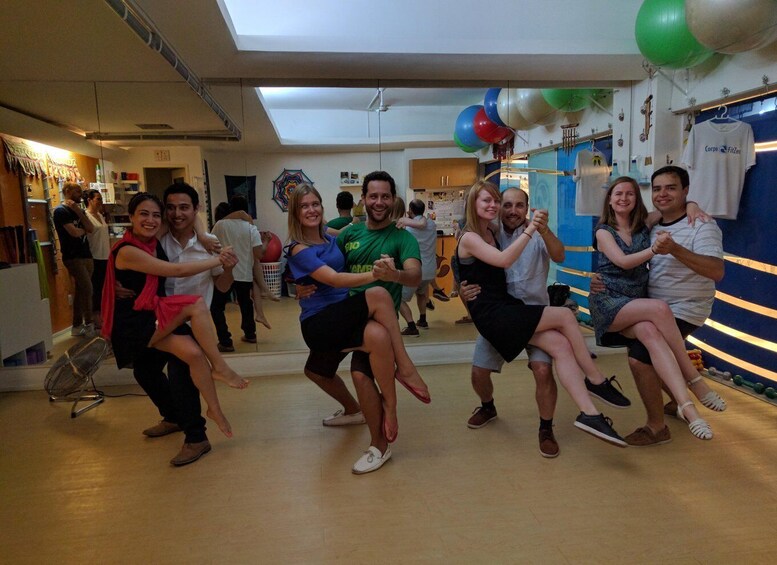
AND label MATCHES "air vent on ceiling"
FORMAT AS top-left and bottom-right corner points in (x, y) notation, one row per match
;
(135, 123), (173, 130)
